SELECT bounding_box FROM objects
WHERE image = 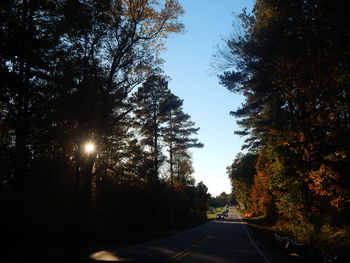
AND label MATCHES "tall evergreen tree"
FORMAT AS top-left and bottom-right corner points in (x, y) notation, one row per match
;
(133, 75), (203, 184)
(0, 0), (61, 192)
(132, 75), (170, 180)
(161, 93), (203, 185)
